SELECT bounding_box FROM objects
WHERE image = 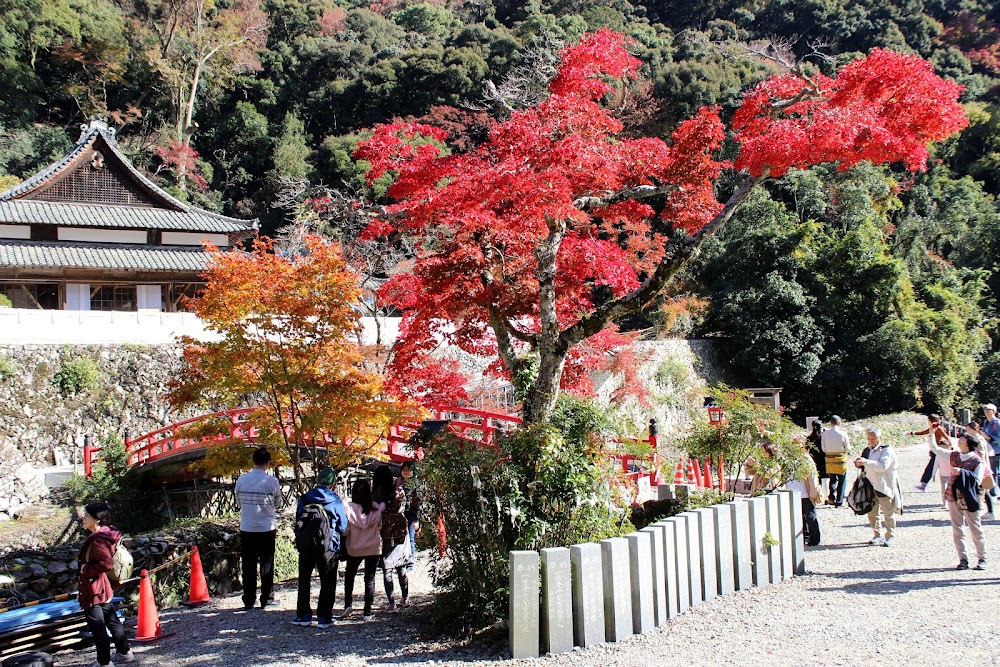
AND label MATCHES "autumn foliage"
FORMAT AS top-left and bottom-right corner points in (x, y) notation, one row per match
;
(355, 29), (968, 422)
(168, 235), (419, 482)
